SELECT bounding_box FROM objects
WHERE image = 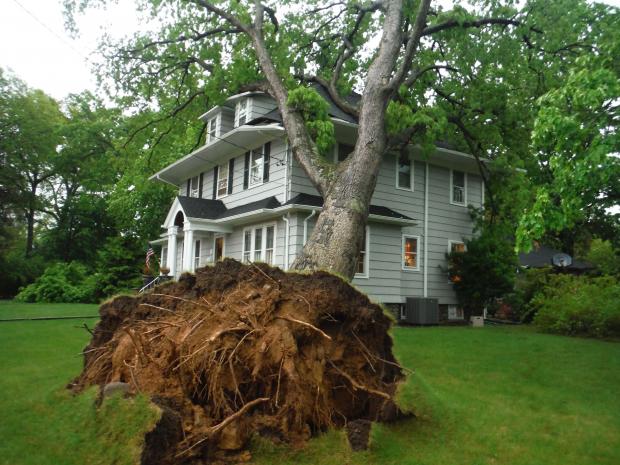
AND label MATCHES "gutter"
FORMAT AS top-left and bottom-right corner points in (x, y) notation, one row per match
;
(282, 214), (290, 270)
(423, 162), (429, 298)
(302, 210), (318, 244)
